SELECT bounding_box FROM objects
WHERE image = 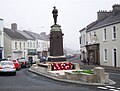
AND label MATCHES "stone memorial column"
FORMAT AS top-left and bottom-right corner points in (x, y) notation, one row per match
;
(47, 6), (66, 62)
